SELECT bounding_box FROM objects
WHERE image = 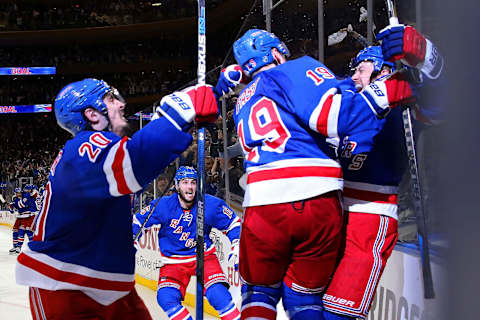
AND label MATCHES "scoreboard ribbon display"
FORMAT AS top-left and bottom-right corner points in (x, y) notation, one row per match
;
(0, 67), (56, 75)
(0, 104), (52, 114)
